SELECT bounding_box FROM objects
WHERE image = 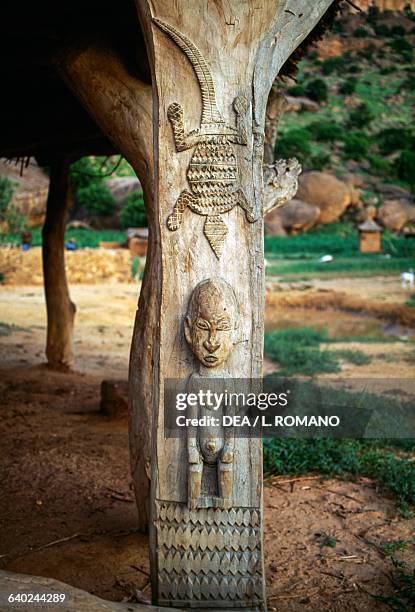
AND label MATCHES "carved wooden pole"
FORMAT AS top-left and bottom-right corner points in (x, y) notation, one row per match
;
(135, 1), (334, 607)
(42, 157), (76, 369)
